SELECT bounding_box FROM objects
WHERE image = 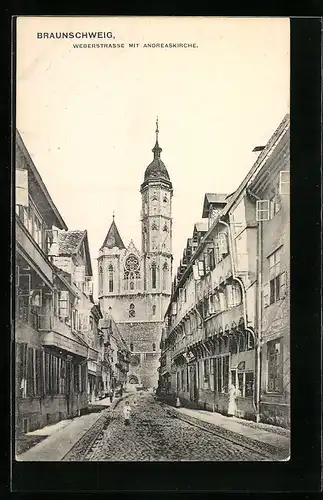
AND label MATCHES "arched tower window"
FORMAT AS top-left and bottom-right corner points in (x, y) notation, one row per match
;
(130, 342), (134, 352)
(163, 261), (169, 290)
(152, 304), (156, 315)
(108, 264), (113, 292)
(152, 343), (156, 351)
(98, 263), (103, 292)
(151, 262), (157, 289)
(129, 303), (135, 318)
